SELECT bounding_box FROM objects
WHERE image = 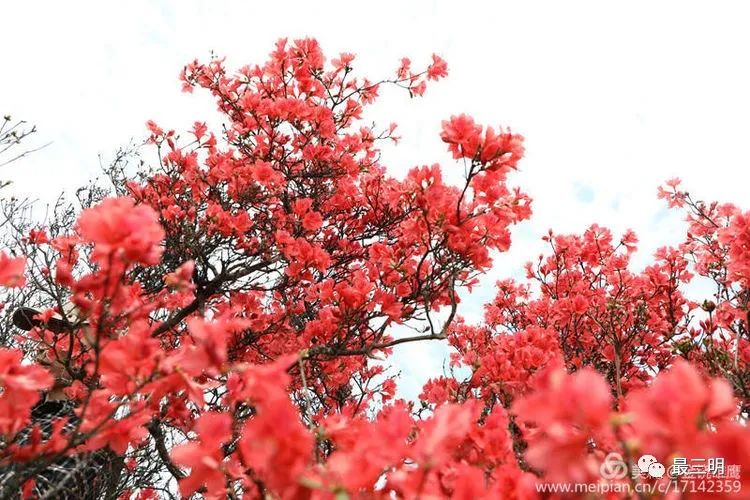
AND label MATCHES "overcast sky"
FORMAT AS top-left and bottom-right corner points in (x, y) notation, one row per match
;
(3, 0), (750, 396)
